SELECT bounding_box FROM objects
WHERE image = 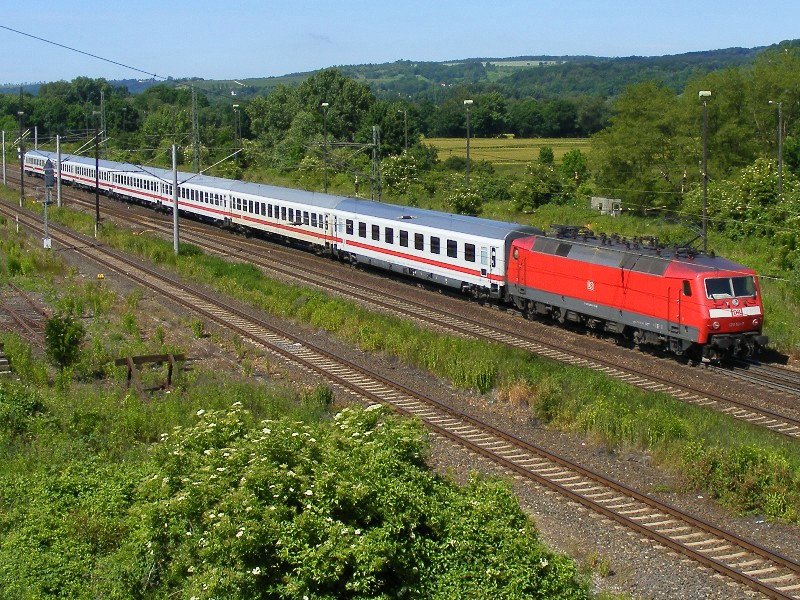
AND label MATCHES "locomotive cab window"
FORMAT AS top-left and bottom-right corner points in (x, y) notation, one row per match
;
(705, 276), (756, 299)
(682, 280), (692, 296)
